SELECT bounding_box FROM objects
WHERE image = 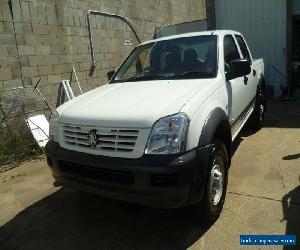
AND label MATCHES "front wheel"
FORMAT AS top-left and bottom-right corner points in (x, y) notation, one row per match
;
(192, 140), (228, 224)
